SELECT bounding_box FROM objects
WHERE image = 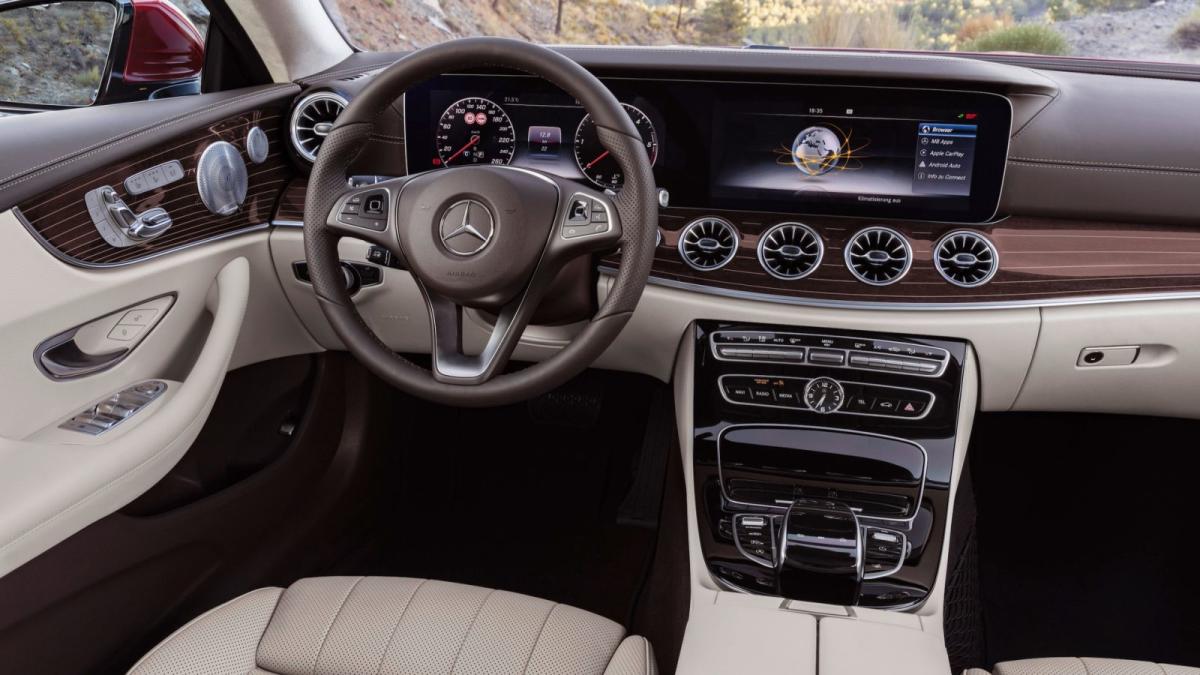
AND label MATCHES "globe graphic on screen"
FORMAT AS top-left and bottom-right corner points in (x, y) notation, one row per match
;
(791, 126), (844, 176)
